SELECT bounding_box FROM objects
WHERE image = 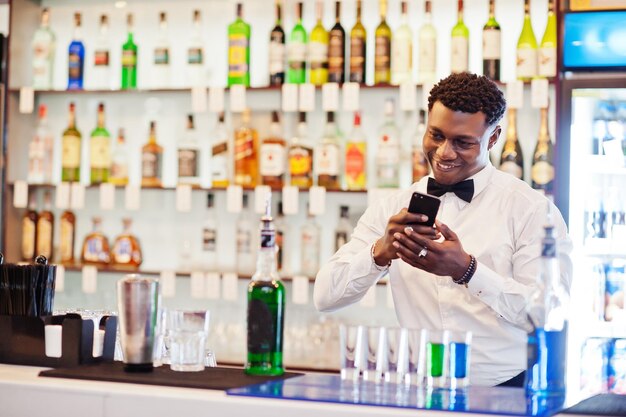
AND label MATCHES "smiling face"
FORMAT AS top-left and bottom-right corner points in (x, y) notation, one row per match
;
(424, 101), (501, 185)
